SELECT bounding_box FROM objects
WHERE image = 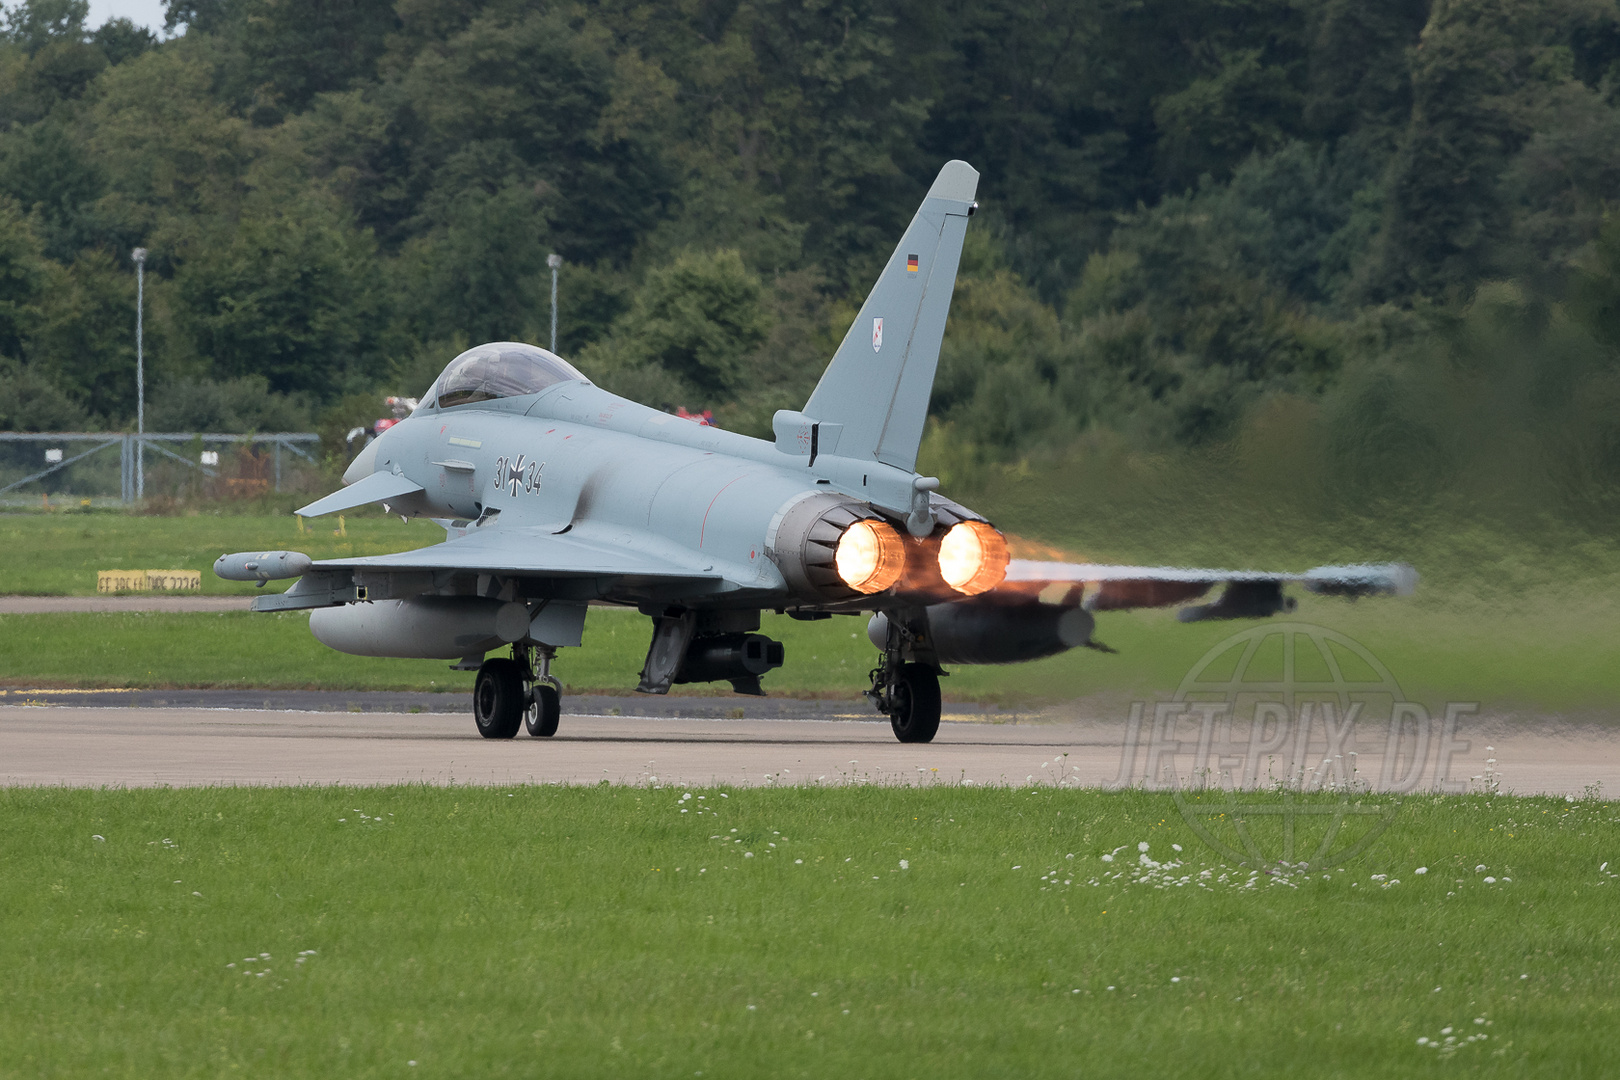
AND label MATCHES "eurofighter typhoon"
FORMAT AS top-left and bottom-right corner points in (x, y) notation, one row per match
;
(216, 161), (1415, 742)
